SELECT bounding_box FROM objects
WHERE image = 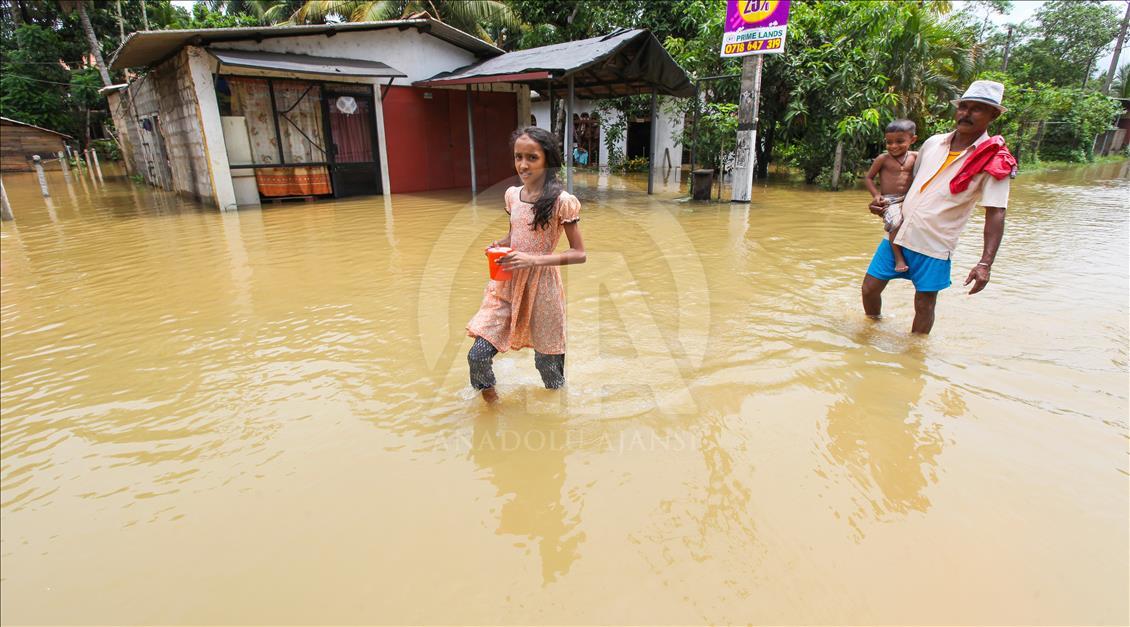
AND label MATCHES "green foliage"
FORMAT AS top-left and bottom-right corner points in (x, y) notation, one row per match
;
(593, 101), (626, 169)
(0, 24), (71, 133)
(0, 1), (188, 146)
(508, 0), (704, 50)
(682, 101), (737, 171)
(181, 2), (261, 28)
(621, 156), (651, 172)
(1112, 63), (1130, 100)
(970, 71), (1121, 164)
(291, 1), (520, 44)
(1006, 0), (1122, 88)
(92, 138), (120, 161)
